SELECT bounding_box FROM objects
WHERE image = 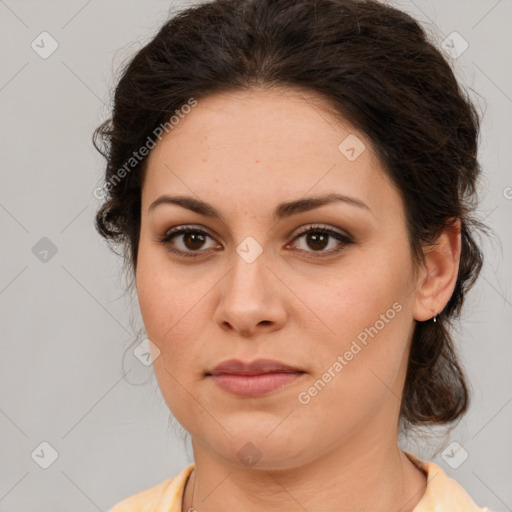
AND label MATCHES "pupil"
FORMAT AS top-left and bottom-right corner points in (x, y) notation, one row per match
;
(308, 233), (328, 251)
(185, 233), (205, 250)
